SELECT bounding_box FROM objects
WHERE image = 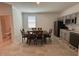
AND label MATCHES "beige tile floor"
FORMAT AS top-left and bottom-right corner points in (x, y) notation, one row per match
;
(0, 39), (78, 56)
